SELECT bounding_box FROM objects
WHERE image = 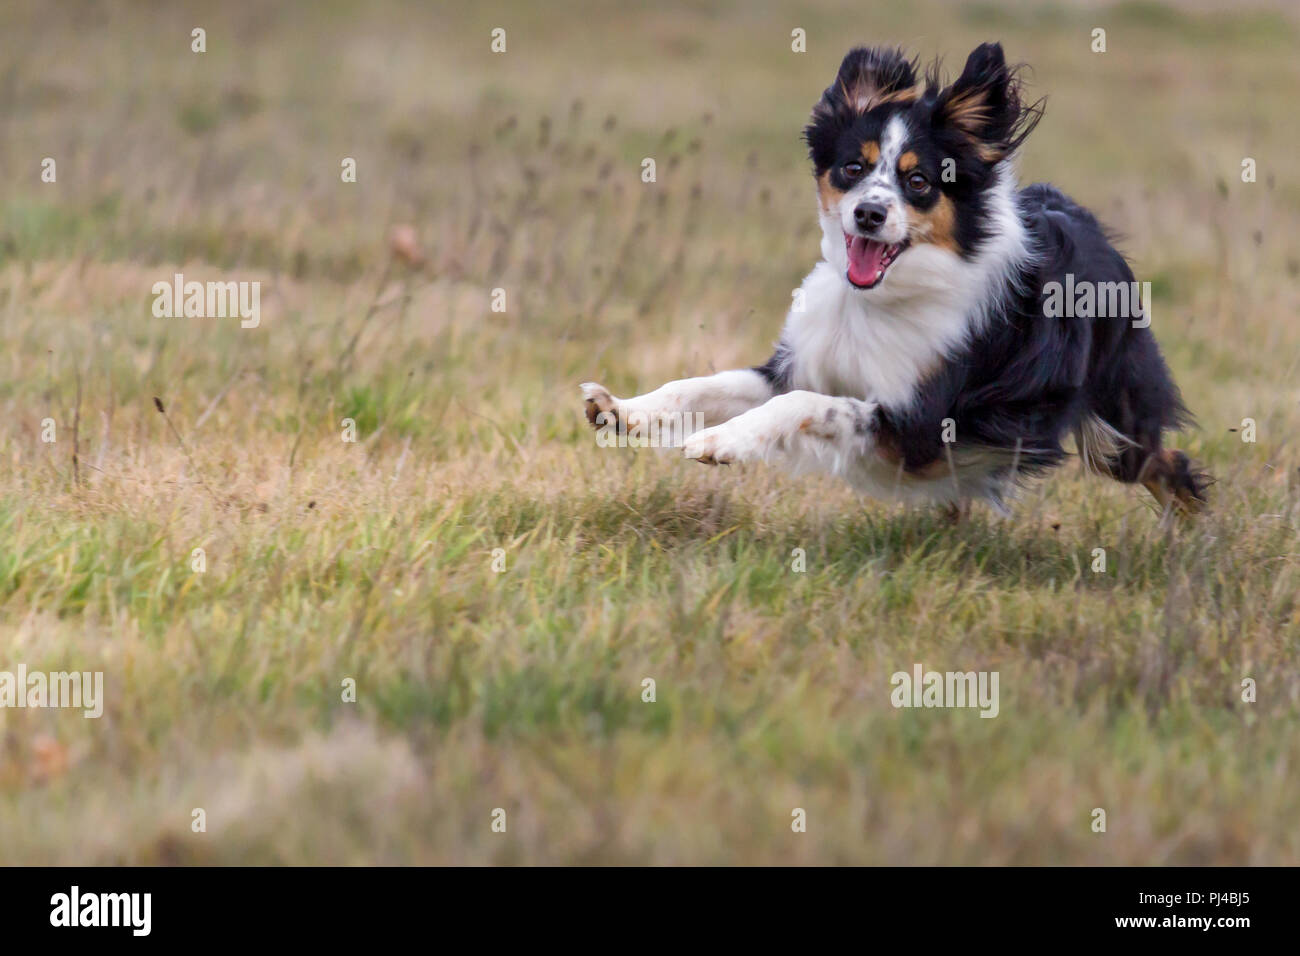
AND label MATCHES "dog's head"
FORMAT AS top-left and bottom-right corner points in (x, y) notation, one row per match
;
(804, 43), (1042, 293)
